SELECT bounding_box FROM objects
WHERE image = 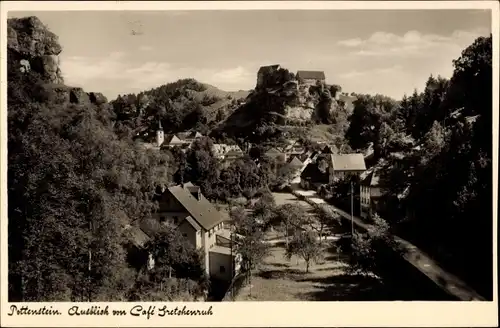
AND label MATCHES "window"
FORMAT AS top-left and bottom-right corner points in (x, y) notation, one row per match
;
(173, 216), (178, 224)
(220, 266), (226, 273)
(182, 233), (187, 238)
